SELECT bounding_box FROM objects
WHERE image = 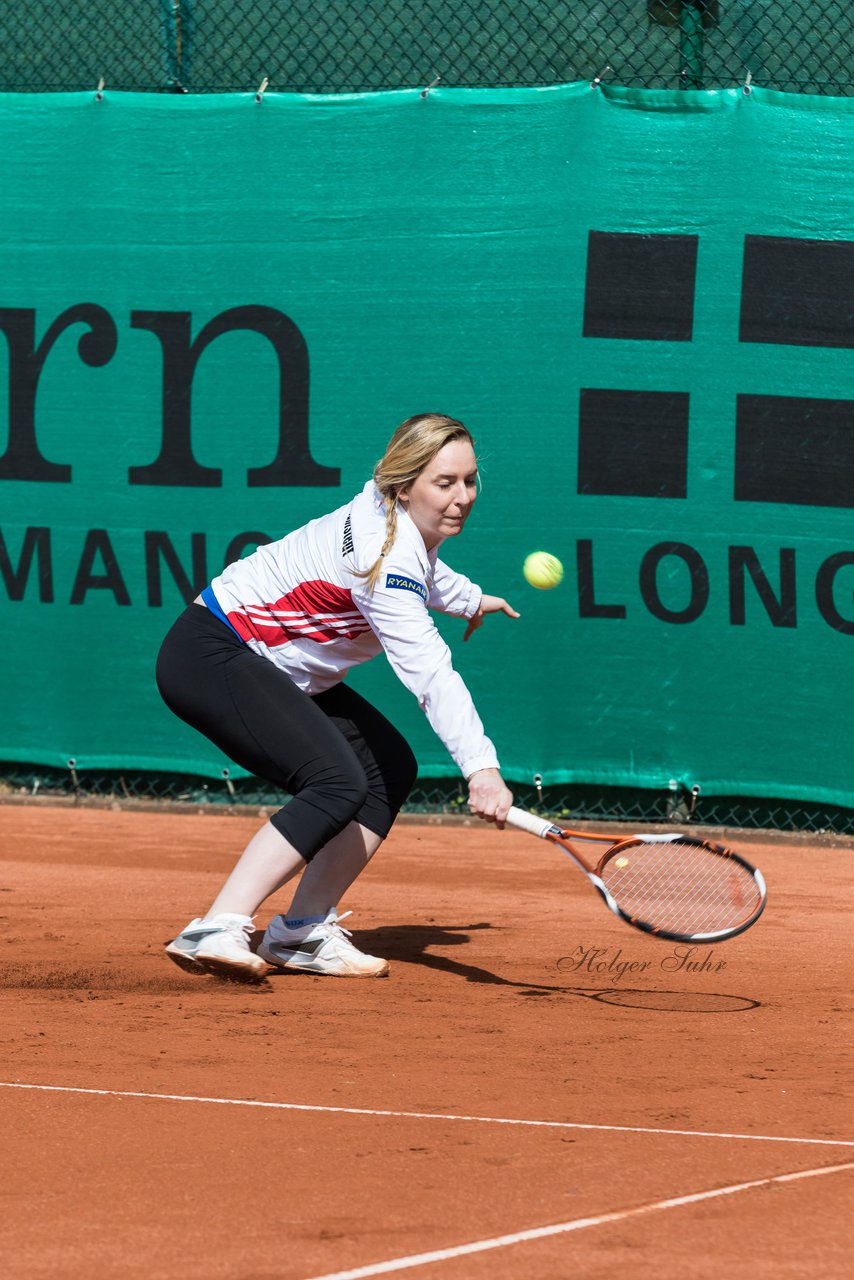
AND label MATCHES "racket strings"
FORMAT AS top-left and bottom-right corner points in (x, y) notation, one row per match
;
(600, 841), (762, 936)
